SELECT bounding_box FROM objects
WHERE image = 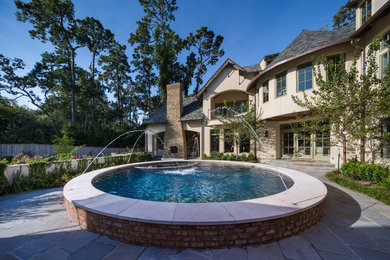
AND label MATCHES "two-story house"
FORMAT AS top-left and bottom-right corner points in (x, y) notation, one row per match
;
(142, 0), (390, 164)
